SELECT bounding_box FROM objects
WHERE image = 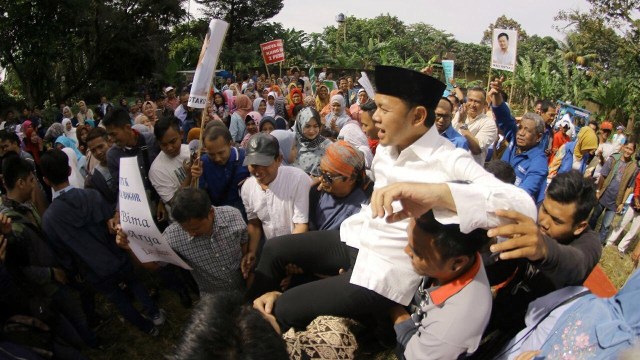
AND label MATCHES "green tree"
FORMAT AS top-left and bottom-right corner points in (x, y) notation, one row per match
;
(0, 0), (185, 106)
